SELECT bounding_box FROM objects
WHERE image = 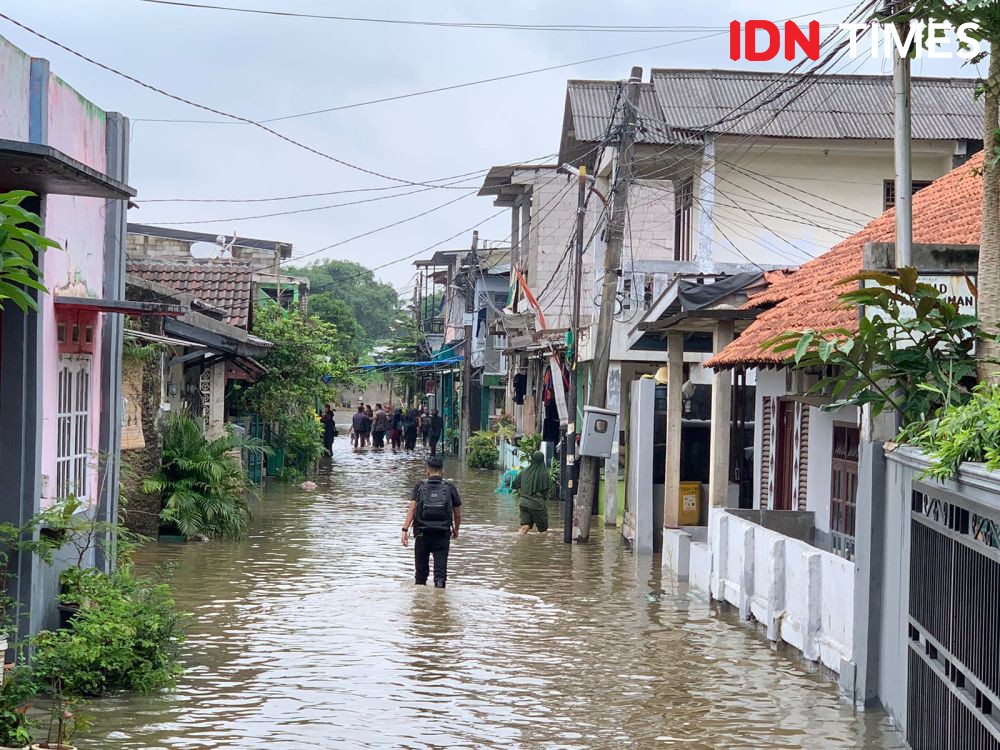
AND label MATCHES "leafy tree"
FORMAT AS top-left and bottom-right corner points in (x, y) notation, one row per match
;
(0, 190), (58, 312)
(896, 1), (1000, 376)
(244, 304), (351, 422)
(307, 294), (365, 360)
(289, 259), (401, 350)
